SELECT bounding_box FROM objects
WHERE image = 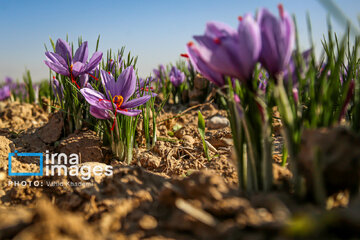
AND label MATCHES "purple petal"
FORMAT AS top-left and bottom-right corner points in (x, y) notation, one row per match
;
(116, 66), (136, 102)
(79, 74), (89, 88)
(205, 21), (237, 38)
(71, 62), (86, 78)
(5, 77), (13, 85)
(258, 8), (295, 76)
(194, 14), (261, 81)
(100, 70), (116, 98)
(186, 43), (225, 86)
(85, 52), (103, 72)
(80, 87), (112, 109)
(55, 38), (72, 63)
(169, 66), (185, 87)
(0, 85), (11, 100)
(74, 41), (89, 63)
(44, 60), (69, 76)
(90, 106), (111, 119)
(45, 52), (68, 69)
(116, 109), (142, 116)
(51, 78), (63, 101)
(122, 95), (151, 109)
